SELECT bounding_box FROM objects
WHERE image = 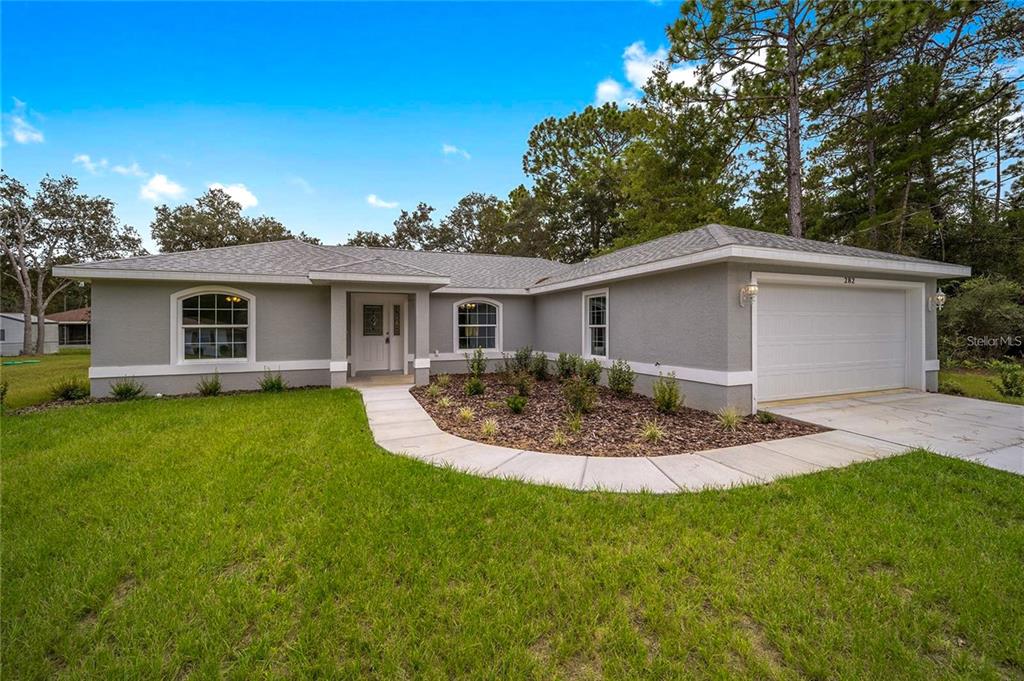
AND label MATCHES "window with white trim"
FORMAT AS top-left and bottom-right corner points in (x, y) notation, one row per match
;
(585, 292), (607, 357)
(181, 293), (249, 360)
(456, 301), (498, 349)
